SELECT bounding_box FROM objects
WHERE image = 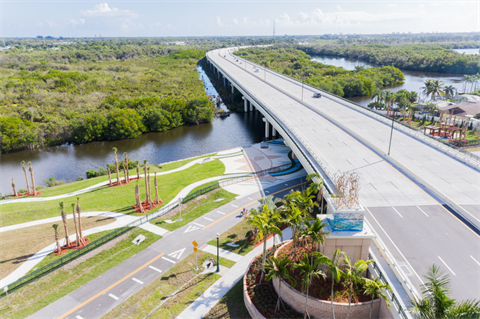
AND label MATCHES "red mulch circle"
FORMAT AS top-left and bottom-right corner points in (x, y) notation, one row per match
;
(53, 238), (90, 255)
(107, 176), (142, 187)
(132, 199), (164, 214)
(17, 192), (42, 197)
